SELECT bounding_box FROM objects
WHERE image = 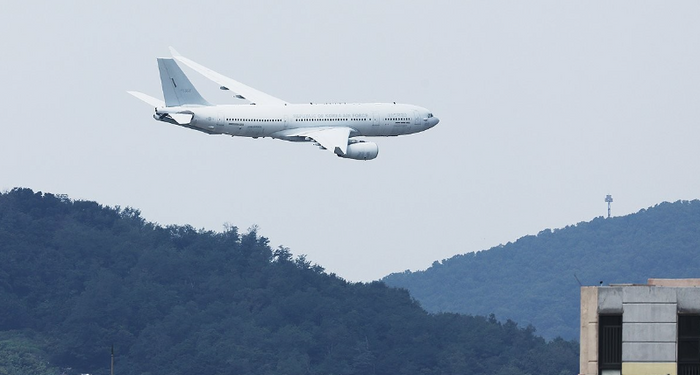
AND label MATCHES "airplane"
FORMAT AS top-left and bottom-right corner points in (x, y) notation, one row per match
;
(128, 48), (439, 160)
